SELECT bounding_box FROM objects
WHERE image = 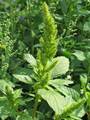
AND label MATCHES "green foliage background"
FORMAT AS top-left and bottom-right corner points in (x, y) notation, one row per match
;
(0, 0), (90, 120)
